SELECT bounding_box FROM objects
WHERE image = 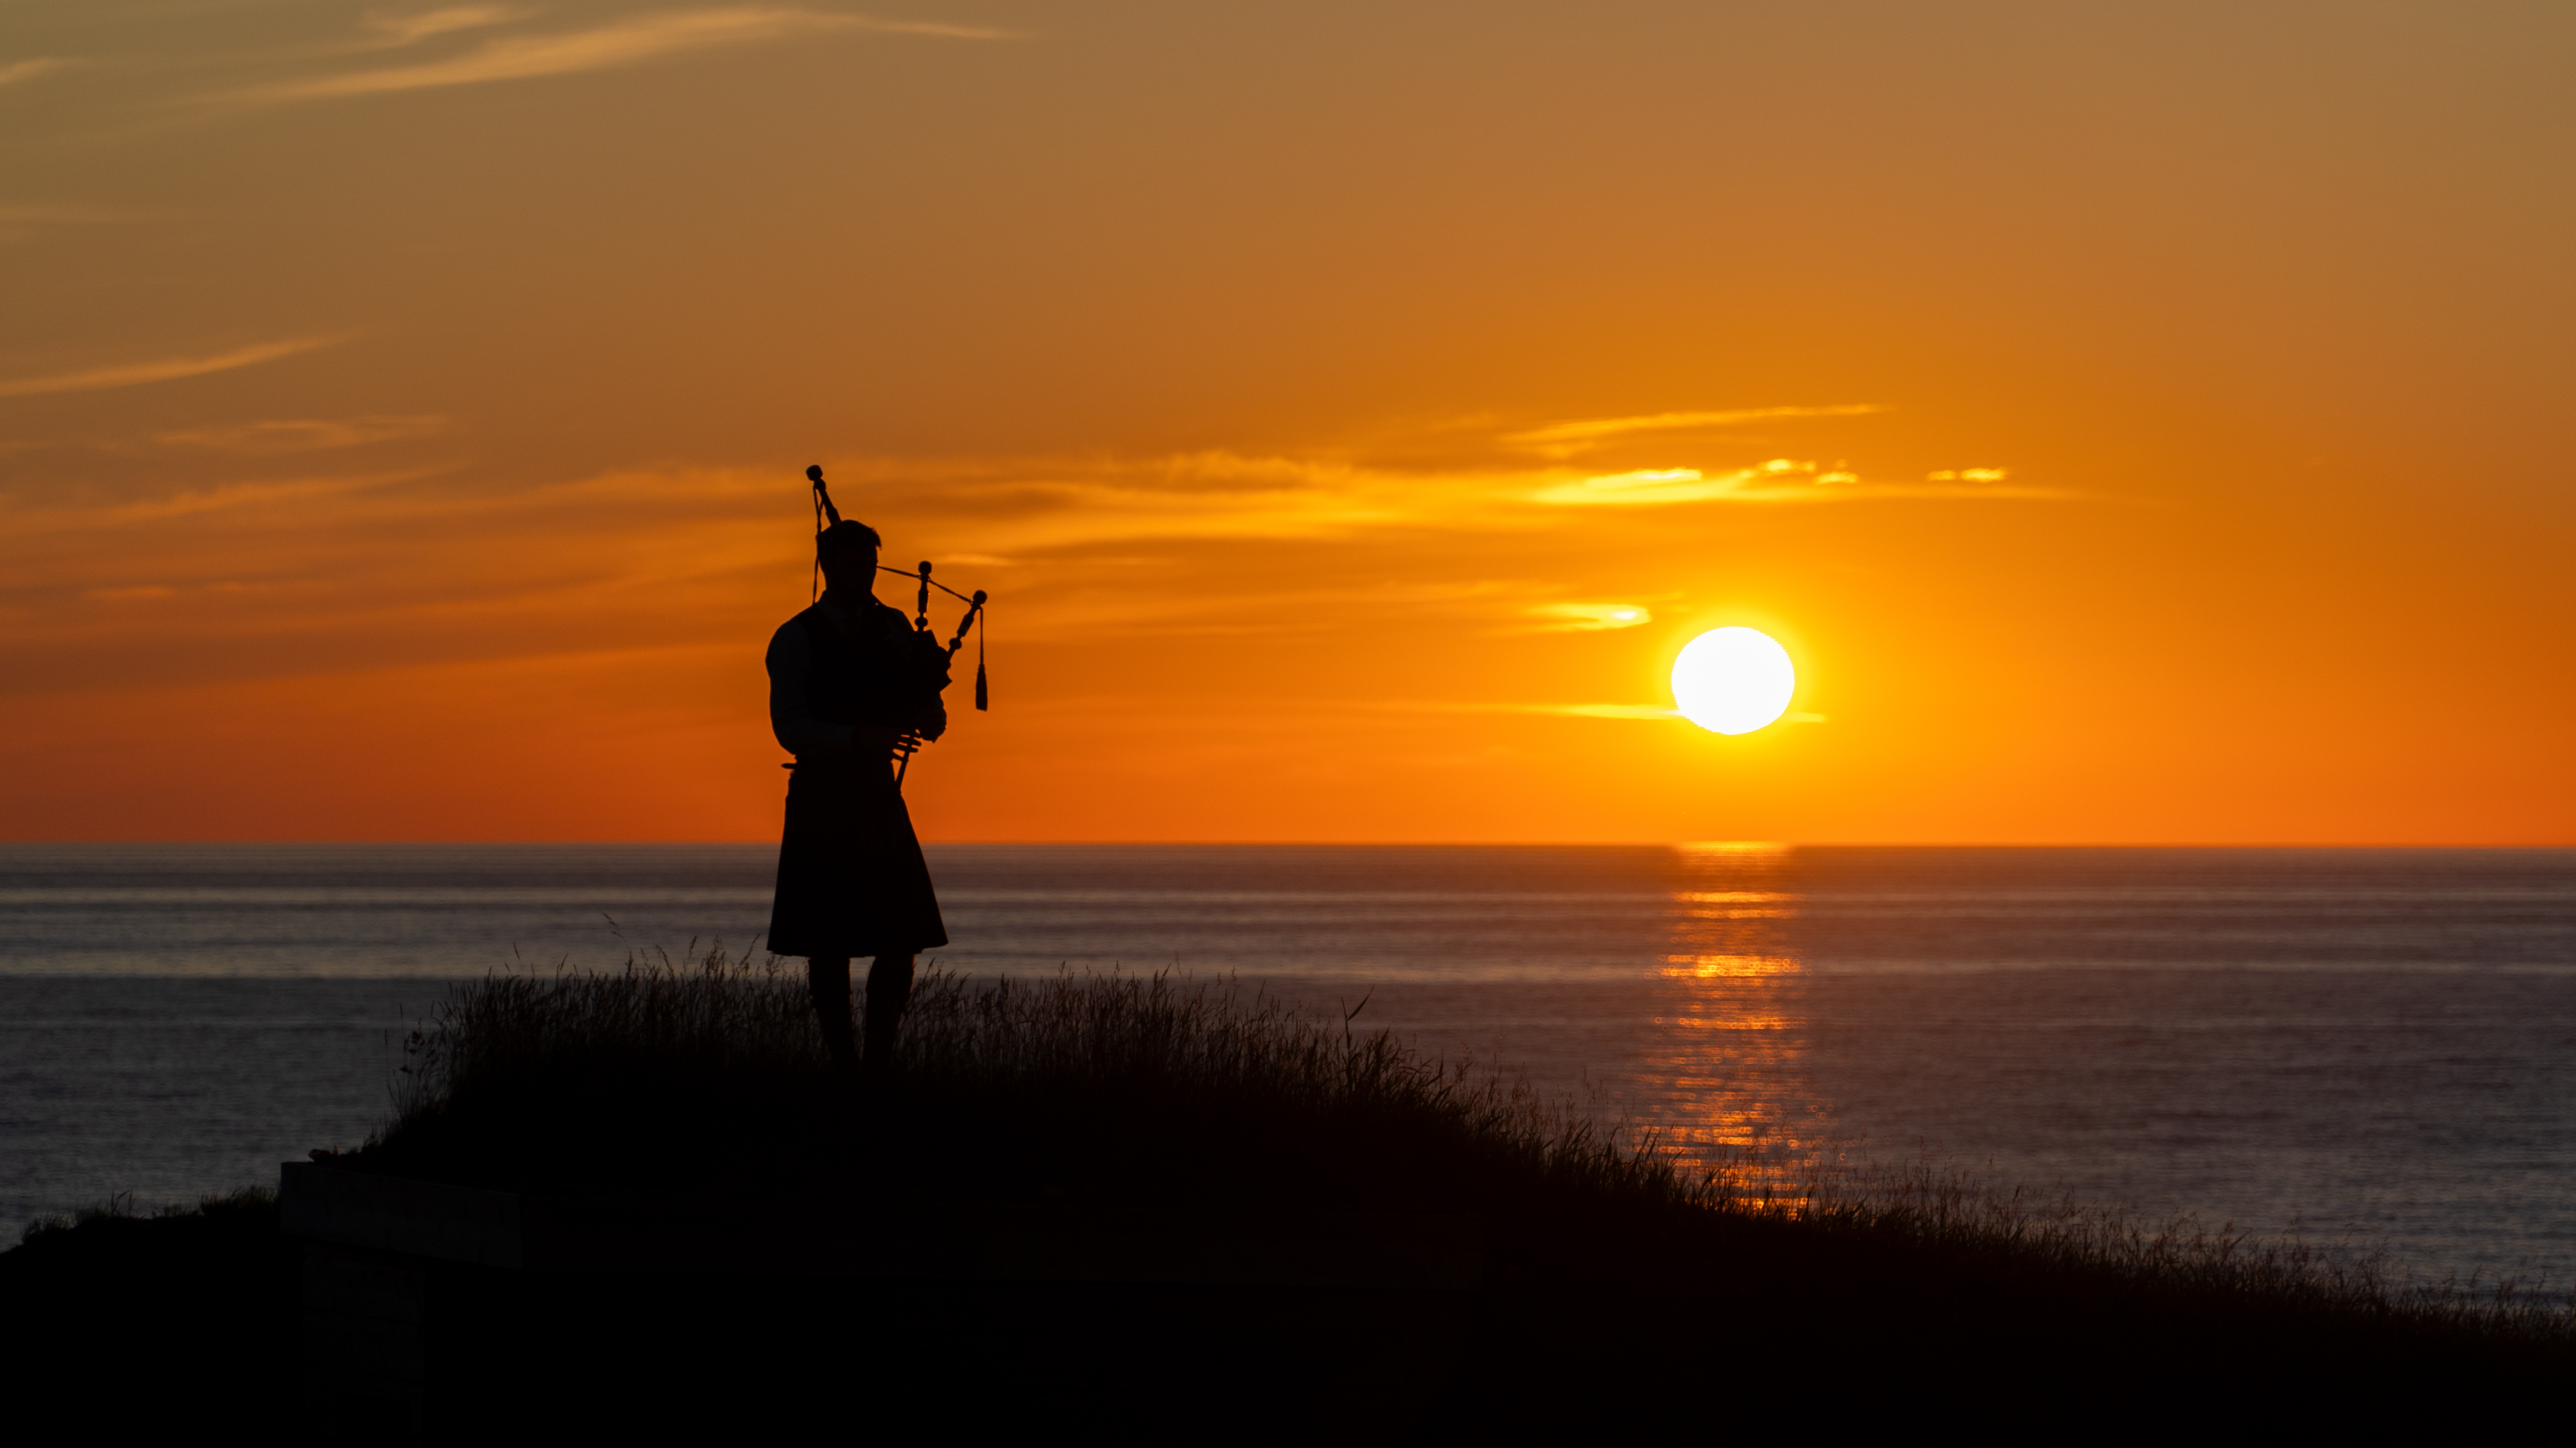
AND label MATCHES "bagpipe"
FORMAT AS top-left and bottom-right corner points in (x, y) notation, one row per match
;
(807, 464), (987, 788)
